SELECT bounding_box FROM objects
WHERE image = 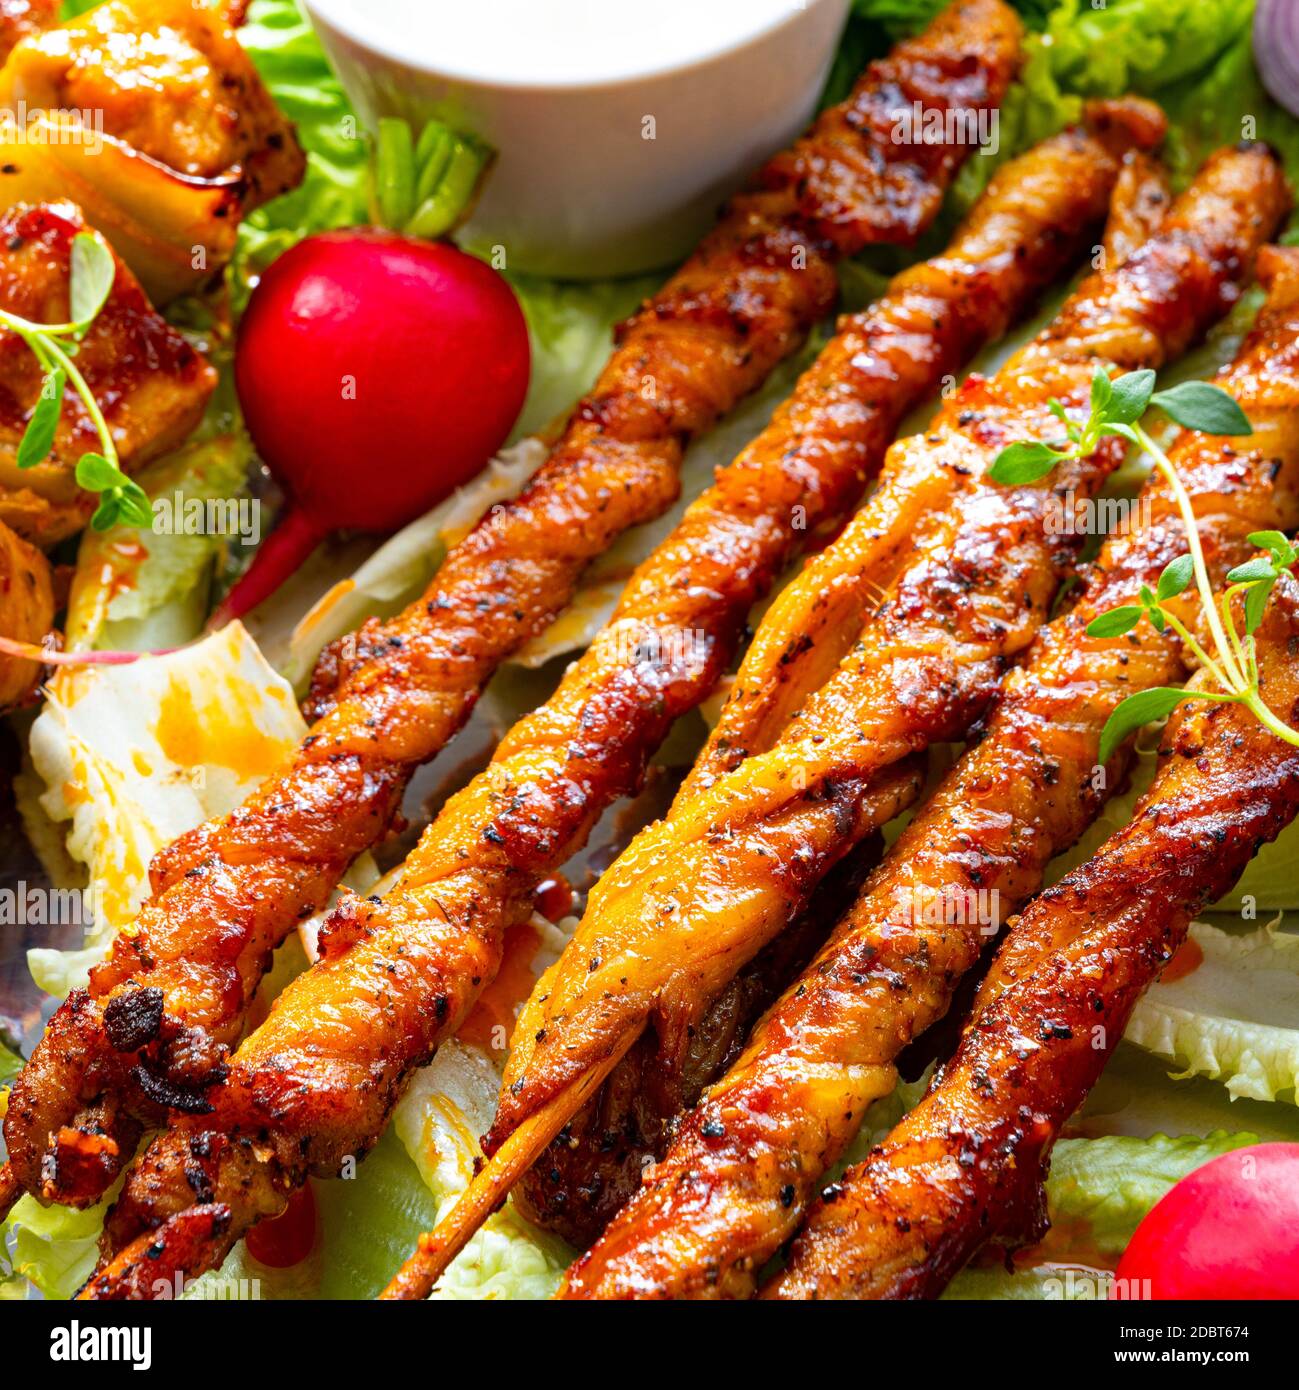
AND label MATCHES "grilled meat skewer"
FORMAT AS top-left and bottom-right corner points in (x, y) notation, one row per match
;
(564, 233), (1299, 1298)
(1, 0), (1022, 1223)
(78, 88), (1133, 1304)
(387, 131), (1288, 1301)
(524, 150), (1180, 1249)
(770, 569), (1299, 1295)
